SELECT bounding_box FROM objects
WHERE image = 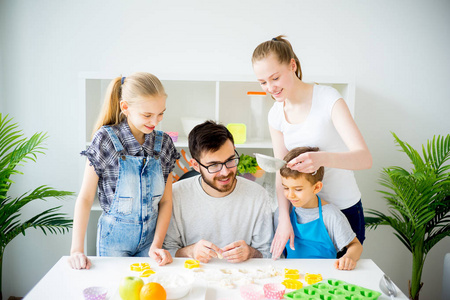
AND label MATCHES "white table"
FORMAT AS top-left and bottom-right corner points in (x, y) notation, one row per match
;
(24, 256), (407, 299)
